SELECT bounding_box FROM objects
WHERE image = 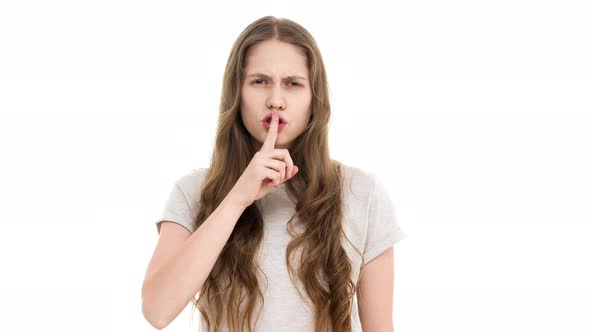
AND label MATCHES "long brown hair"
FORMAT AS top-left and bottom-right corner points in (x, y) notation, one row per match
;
(190, 16), (365, 332)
